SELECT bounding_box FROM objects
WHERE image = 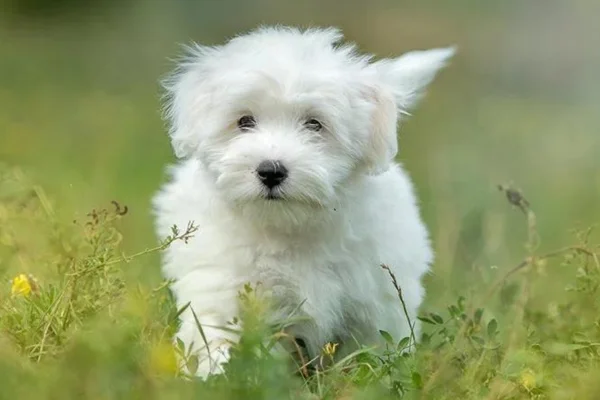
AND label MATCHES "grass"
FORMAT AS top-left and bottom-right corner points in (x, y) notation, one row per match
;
(1, 163), (599, 400)
(1, 1), (600, 398)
